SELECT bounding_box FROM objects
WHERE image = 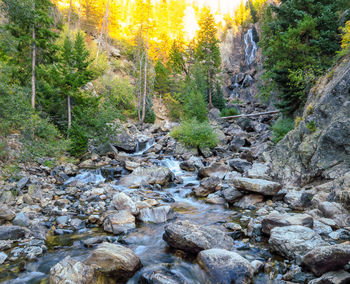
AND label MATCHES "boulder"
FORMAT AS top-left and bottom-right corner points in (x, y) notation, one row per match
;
(138, 206), (174, 224)
(112, 192), (138, 215)
(233, 177), (281, 196)
(247, 163), (270, 180)
(113, 132), (137, 153)
(309, 270), (350, 284)
(198, 163), (231, 179)
(262, 213), (314, 235)
(206, 193), (227, 205)
(139, 265), (188, 284)
(50, 256), (95, 284)
(180, 157), (204, 172)
(228, 159), (252, 173)
(234, 194), (264, 209)
(302, 244), (350, 276)
(85, 242), (142, 282)
(222, 187), (243, 203)
(269, 225), (327, 260)
(103, 211), (135, 235)
(284, 190), (313, 210)
(0, 205), (15, 223)
(194, 177), (221, 197)
(197, 249), (253, 284)
(163, 220), (233, 254)
(119, 167), (174, 188)
(0, 225), (26, 240)
(12, 212), (30, 227)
